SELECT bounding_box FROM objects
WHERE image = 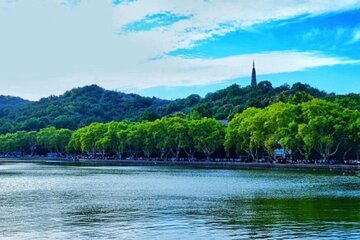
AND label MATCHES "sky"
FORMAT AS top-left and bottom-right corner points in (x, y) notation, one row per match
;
(0, 0), (359, 100)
